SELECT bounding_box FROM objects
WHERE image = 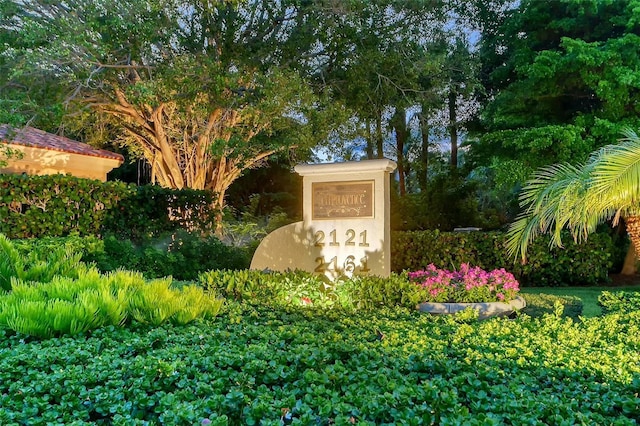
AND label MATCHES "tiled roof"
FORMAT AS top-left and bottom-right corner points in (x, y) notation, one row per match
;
(0, 125), (124, 162)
